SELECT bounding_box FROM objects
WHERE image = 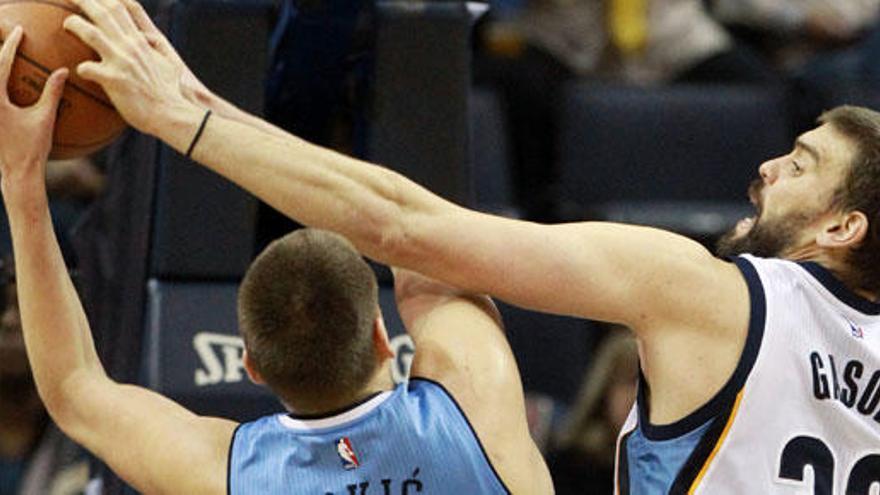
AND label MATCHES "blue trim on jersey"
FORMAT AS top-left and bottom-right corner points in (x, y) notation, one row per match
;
(621, 256), (767, 494)
(666, 256), (767, 493)
(227, 423), (244, 495)
(668, 406), (736, 494)
(636, 256), (766, 441)
(798, 261), (880, 315)
(625, 419), (713, 493)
